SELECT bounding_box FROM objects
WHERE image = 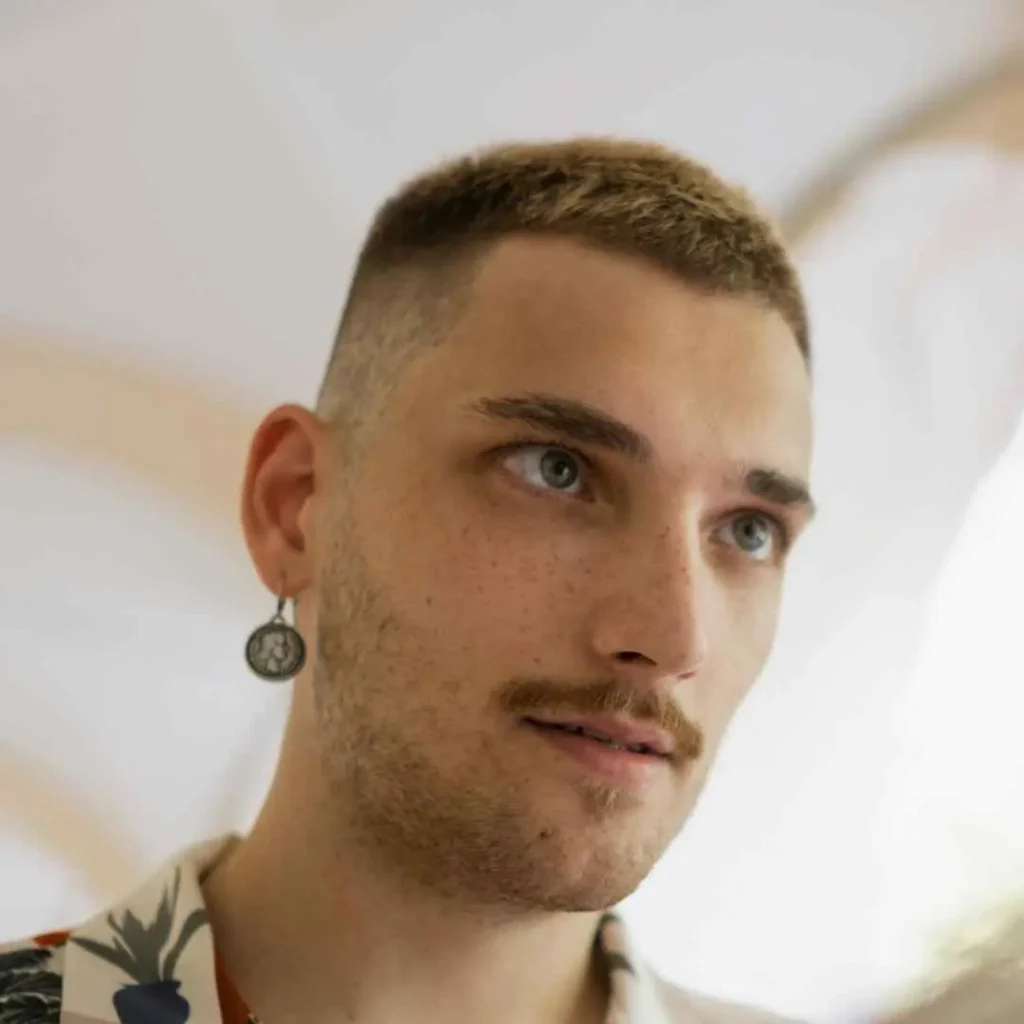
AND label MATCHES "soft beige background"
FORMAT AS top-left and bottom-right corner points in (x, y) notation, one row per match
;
(2, 3), (1023, 1020)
